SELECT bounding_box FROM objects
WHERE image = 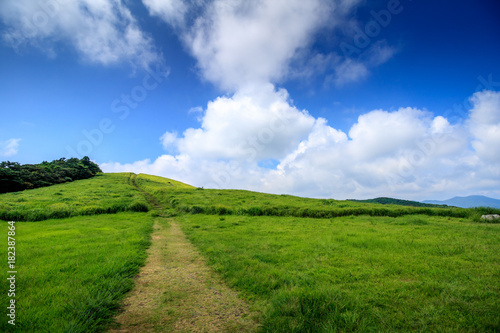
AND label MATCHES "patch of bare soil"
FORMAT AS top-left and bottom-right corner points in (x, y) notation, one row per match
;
(108, 219), (259, 333)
